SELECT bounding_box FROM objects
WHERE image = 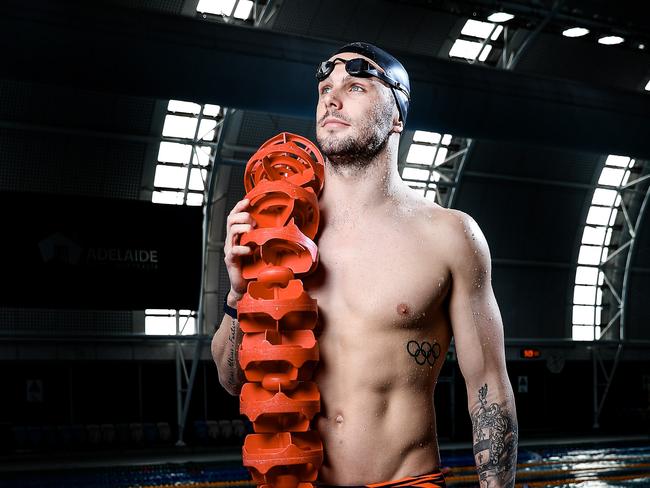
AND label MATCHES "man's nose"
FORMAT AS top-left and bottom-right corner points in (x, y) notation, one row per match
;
(322, 87), (343, 110)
